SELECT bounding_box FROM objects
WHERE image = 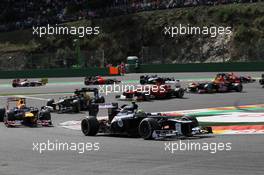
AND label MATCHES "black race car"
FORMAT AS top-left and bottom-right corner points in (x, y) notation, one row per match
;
(84, 76), (121, 85)
(188, 82), (243, 93)
(0, 97), (52, 127)
(12, 78), (48, 87)
(140, 75), (177, 85)
(46, 88), (105, 113)
(259, 74), (264, 87)
(81, 102), (211, 140)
